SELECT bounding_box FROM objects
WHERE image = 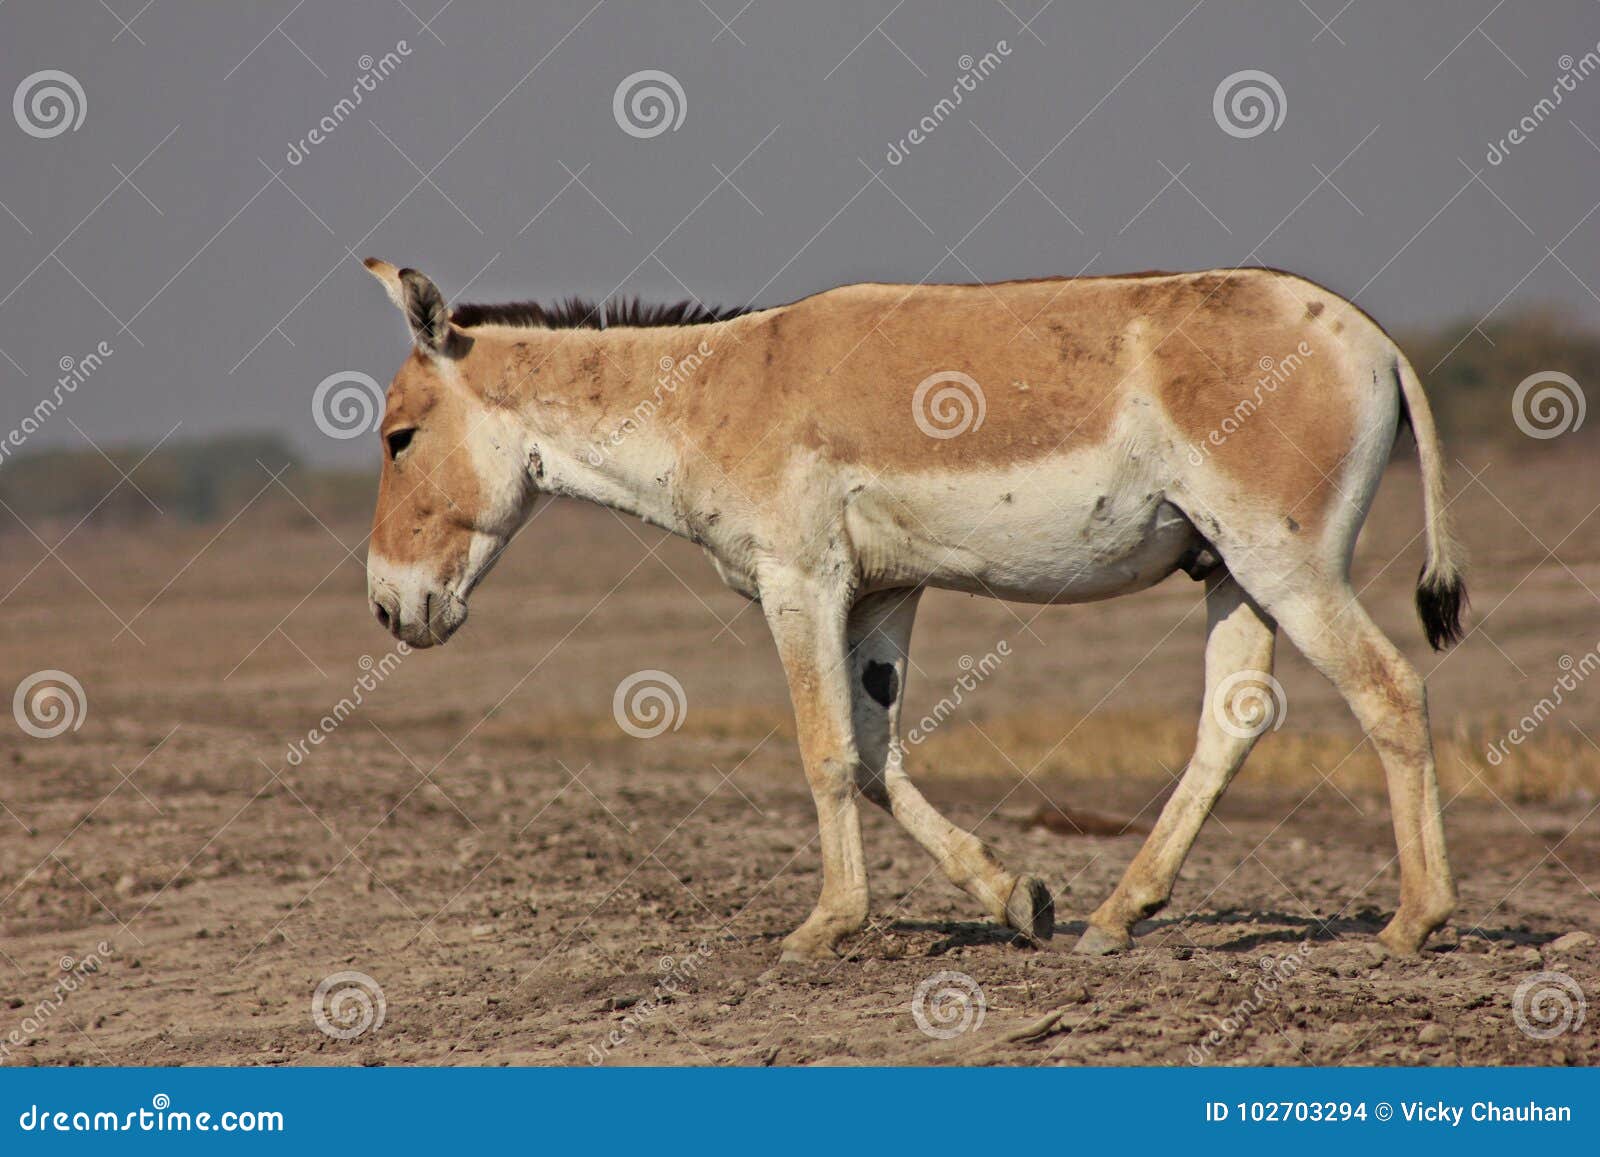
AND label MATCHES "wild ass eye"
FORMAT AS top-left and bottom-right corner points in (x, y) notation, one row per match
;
(386, 428), (416, 459)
